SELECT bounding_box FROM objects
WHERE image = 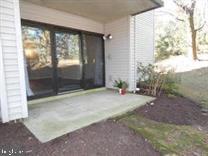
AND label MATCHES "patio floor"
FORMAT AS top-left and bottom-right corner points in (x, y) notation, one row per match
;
(23, 88), (154, 143)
